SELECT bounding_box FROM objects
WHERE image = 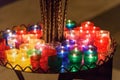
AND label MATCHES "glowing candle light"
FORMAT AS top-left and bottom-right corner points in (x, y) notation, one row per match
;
(68, 48), (82, 72)
(7, 34), (17, 48)
(16, 56), (30, 70)
(84, 54), (97, 64)
(98, 53), (106, 61)
(94, 30), (110, 53)
(29, 39), (45, 46)
(2, 29), (14, 45)
(39, 56), (49, 72)
(66, 20), (76, 29)
(19, 43), (34, 56)
(57, 49), (69, 59)
(28, 24), (42, 39)
(5, 49), (19, 67)
(41, 45), (56, 57)
(0, 39), (7, 62)
(83, 45), (98, 69)
(35, 43), (45, 54)
(81, 21), (94, 30)
(30, 52), (41, 70)
(56, 44), (69, 71)
(12, 24), (27, 35)
(0, 38), (7, 51)
(68, 48), (82, 64)
(22, 34), (37, 43)
(0, 21), (114, 73)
